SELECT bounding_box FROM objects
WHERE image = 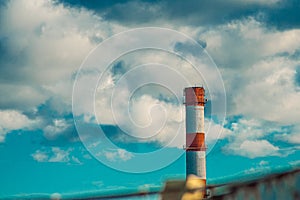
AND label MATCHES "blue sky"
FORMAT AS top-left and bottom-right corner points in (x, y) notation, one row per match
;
(0, 0), (300, 199)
